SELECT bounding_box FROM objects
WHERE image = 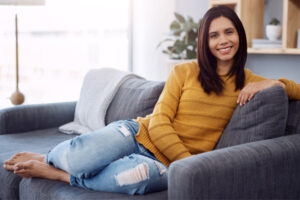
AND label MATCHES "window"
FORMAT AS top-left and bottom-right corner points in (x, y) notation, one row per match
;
(0, 0), (130, 106)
